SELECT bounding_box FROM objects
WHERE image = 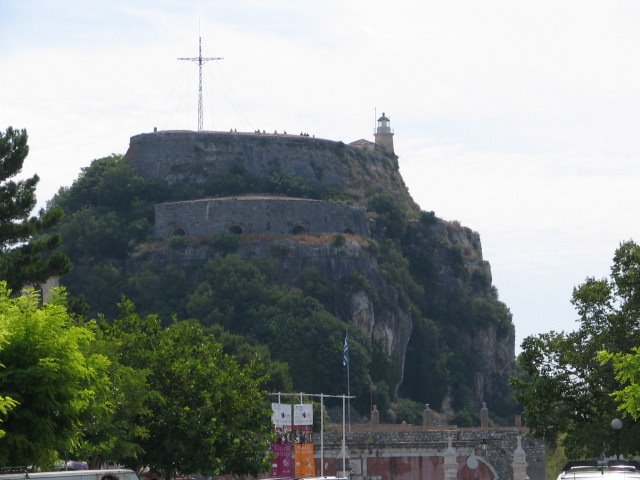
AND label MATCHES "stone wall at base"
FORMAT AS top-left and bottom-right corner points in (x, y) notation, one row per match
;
(315, 428), (546, 480)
